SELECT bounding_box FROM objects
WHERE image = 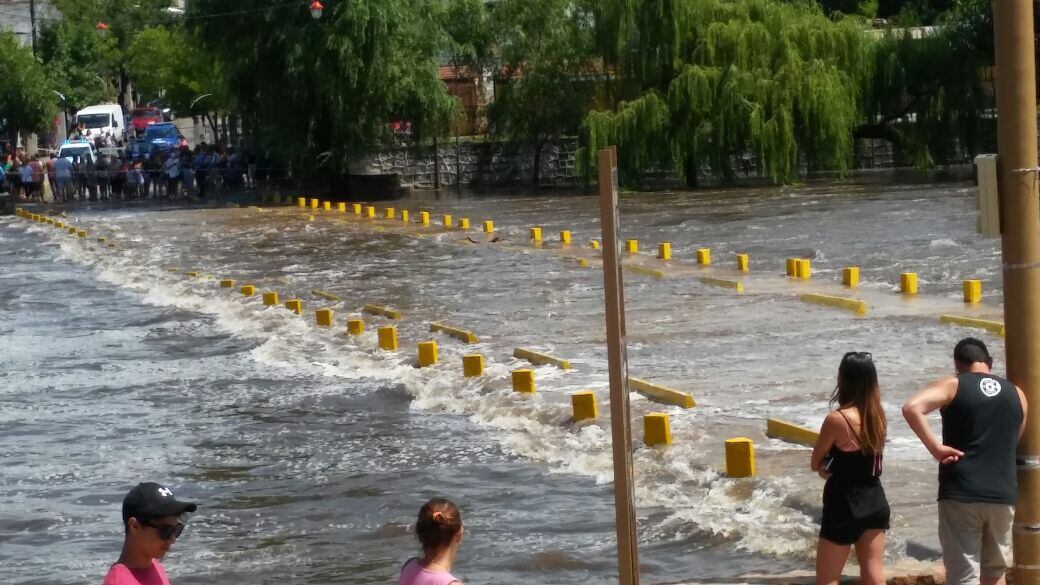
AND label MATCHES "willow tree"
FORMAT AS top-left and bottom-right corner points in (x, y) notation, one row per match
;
(189, 0), (457, 182)
(0, 31), (58, 142)
(581, 0), (871, 186)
